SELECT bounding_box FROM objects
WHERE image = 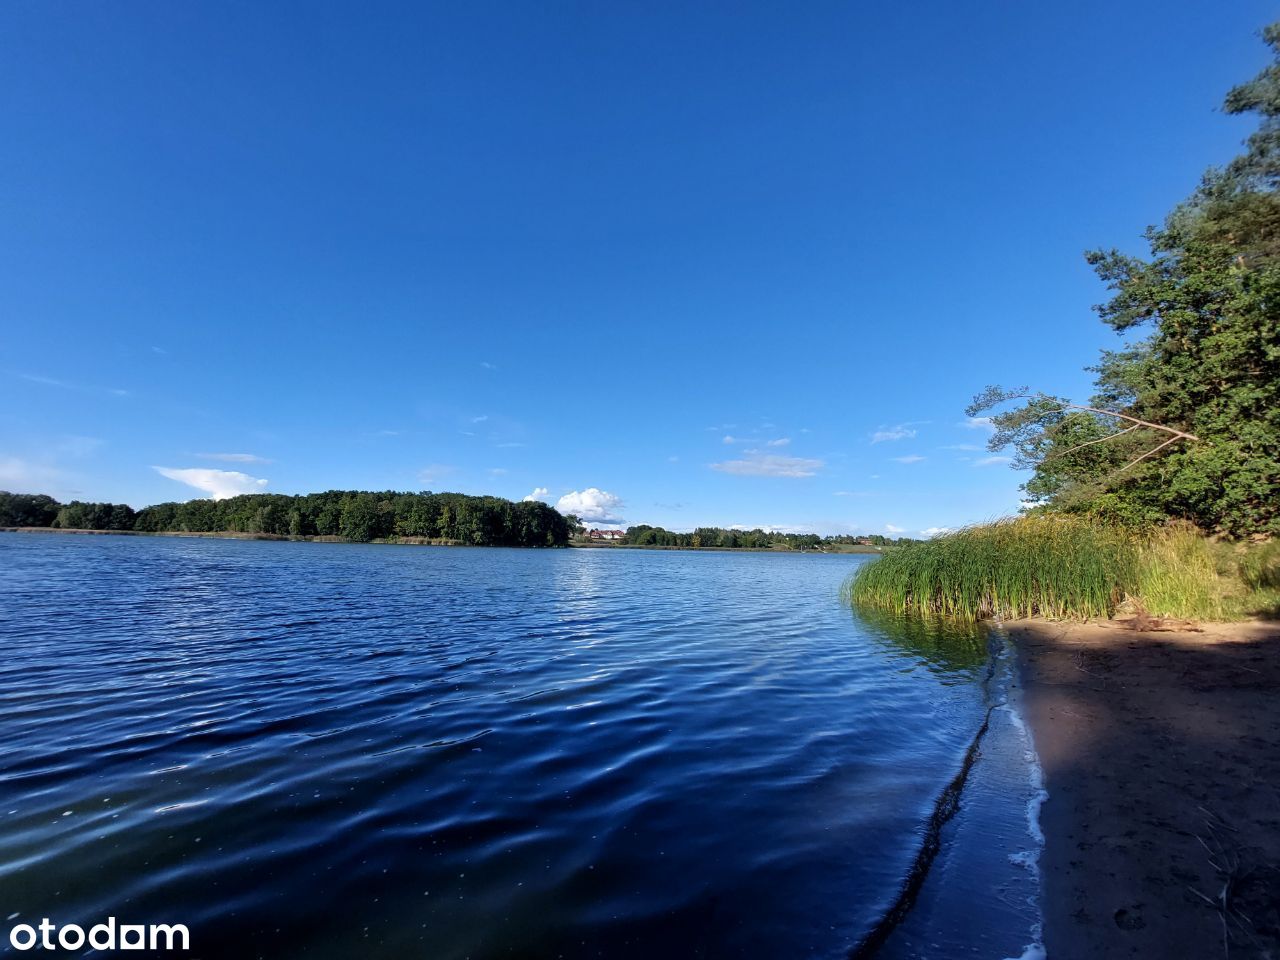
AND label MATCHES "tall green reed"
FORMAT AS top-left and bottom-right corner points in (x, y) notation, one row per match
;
(844, 516), (1277, 621)
(843, 516), (1135, 621)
